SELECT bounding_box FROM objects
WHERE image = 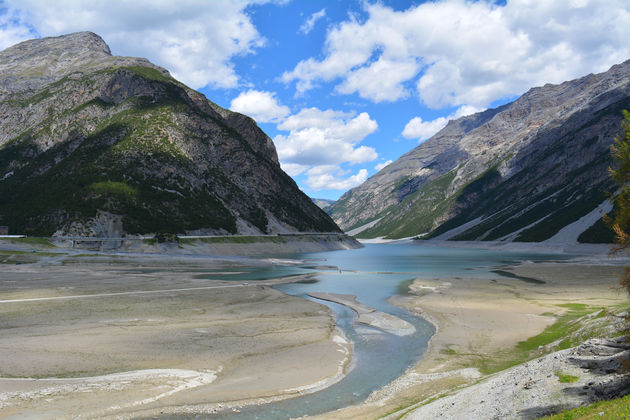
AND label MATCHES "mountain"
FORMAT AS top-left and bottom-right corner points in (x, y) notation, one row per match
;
(312, 198), (336, 210)
(0, 32), (340, 237)
(329, 60), (630, 242)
